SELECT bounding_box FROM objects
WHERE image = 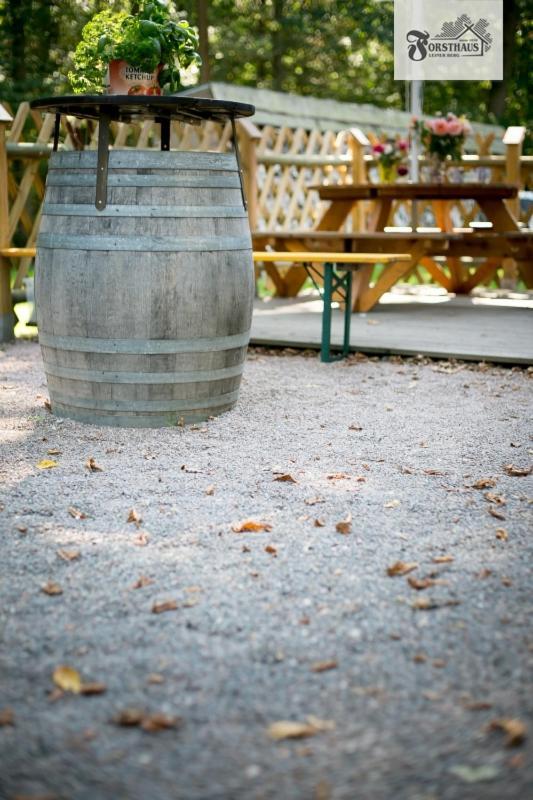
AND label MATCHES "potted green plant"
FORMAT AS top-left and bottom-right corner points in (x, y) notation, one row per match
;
(68, 0), (201, 95)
